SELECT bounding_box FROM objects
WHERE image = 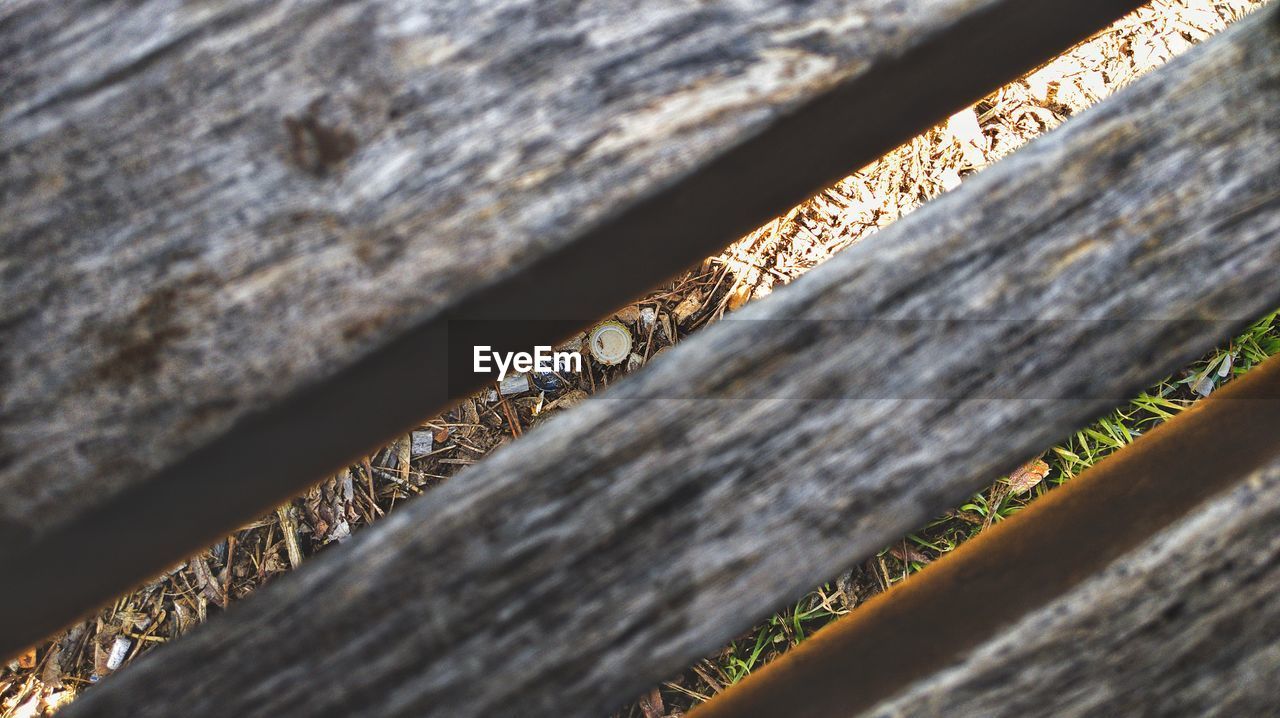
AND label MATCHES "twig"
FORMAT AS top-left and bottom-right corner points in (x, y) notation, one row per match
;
(496, 388), (522, 438)
(275, 505), (303, 570)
